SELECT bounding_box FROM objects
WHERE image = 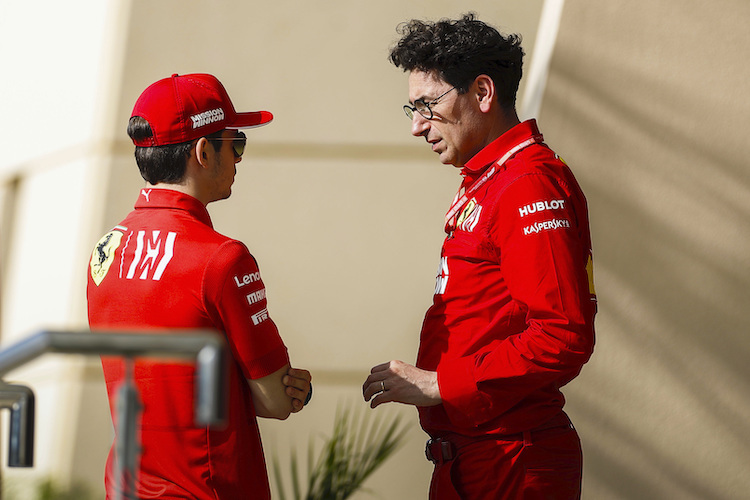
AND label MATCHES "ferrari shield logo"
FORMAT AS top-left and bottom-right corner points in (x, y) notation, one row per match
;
(90, 230), (124, 286)
(456, 199), (477, 228)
